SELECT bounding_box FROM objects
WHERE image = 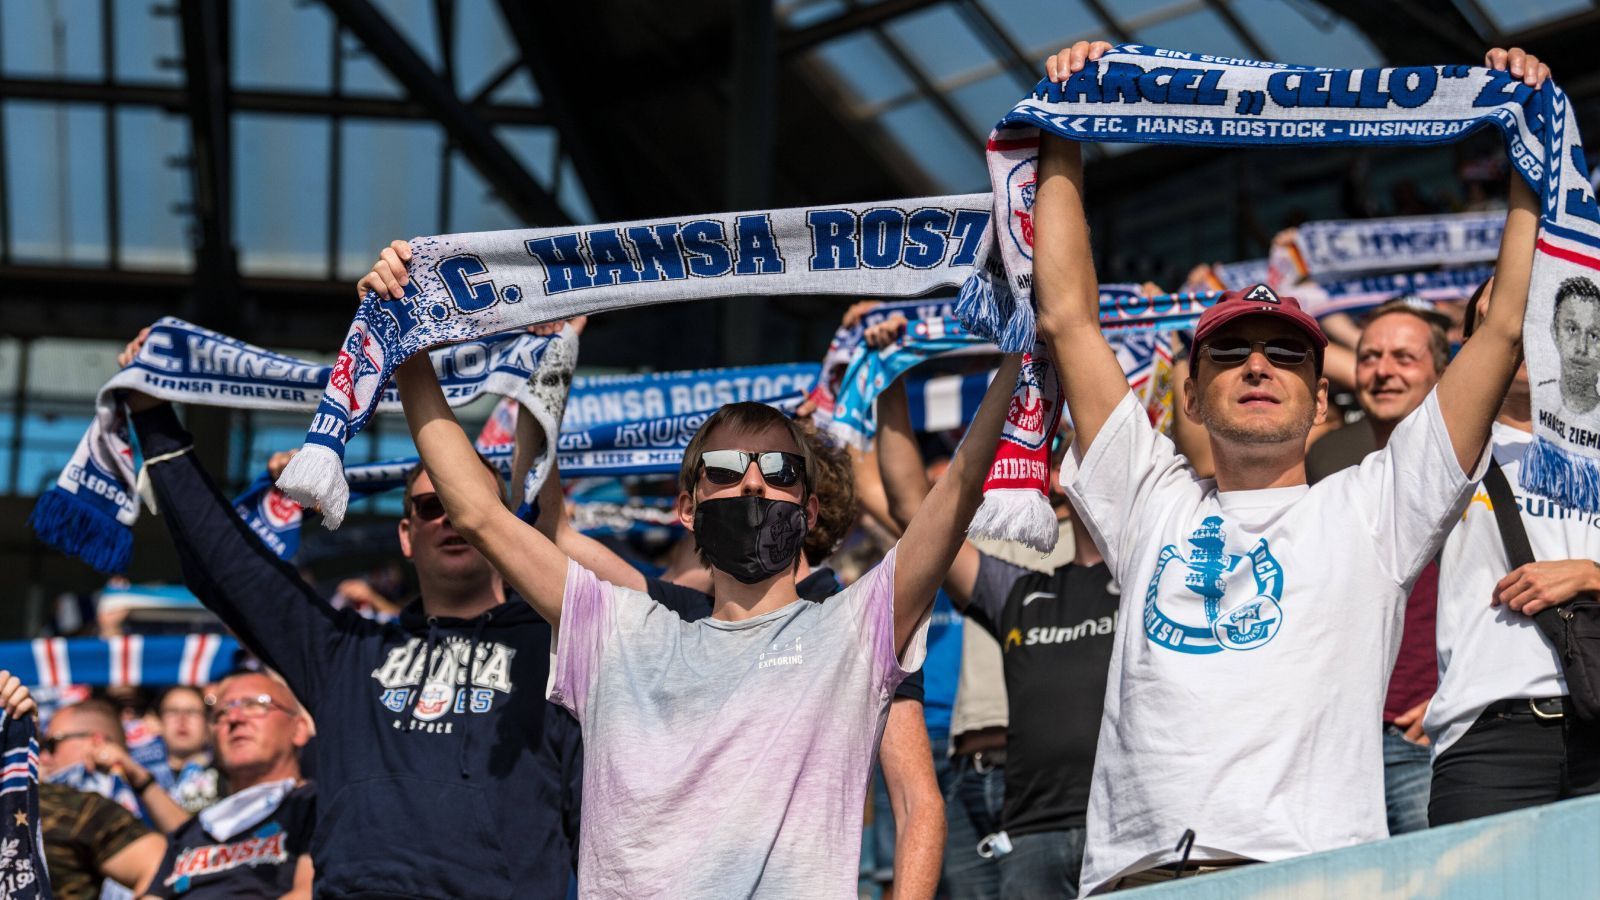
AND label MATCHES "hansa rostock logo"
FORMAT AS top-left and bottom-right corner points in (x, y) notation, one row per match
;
(1005, 157), (1039, 260)
(1005, 357), (1055, 450)
(327, 322), (387, 415)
